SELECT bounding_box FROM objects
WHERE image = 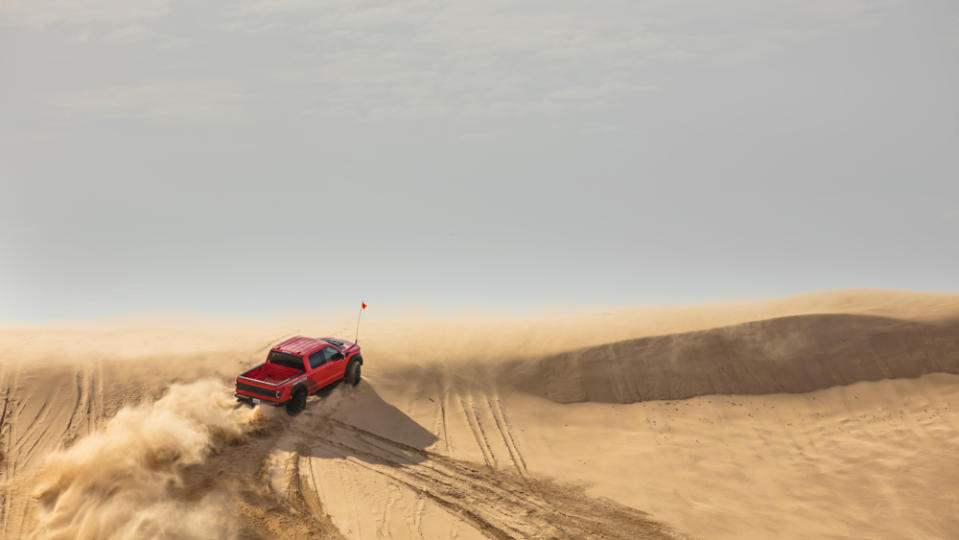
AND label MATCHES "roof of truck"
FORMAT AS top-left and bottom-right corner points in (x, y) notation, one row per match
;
(272, 336), (331, 356)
